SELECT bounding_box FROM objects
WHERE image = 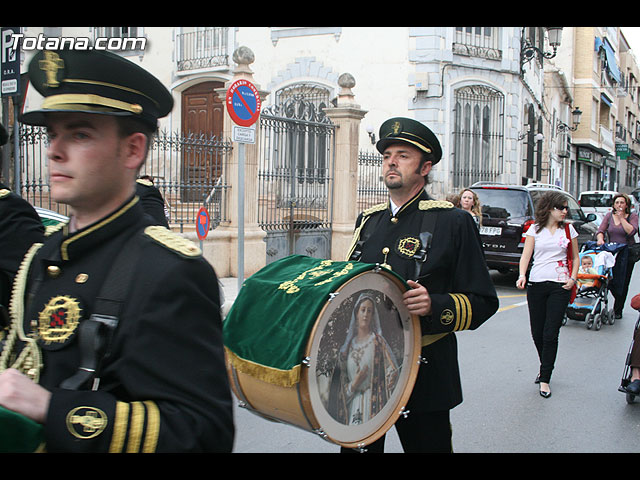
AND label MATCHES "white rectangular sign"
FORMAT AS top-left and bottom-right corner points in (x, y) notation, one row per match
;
(232, 125), (256, 144)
